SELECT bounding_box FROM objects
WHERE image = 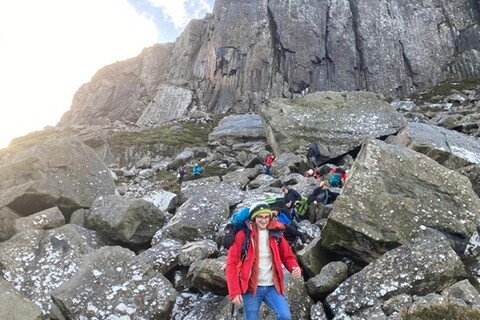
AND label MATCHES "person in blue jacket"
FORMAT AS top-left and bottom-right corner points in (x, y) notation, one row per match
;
(192, 163), (203, 178)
